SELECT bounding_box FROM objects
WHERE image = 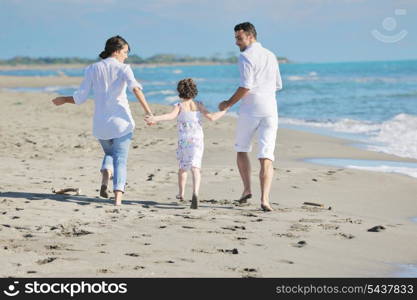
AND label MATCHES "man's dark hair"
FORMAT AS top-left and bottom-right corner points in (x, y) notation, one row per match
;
(234, 22), (257, 39)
